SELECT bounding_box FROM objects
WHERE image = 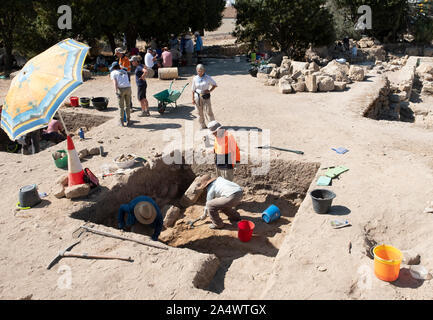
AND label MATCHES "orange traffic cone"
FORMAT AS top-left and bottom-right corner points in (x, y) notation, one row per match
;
(67, 135), (85, 187)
